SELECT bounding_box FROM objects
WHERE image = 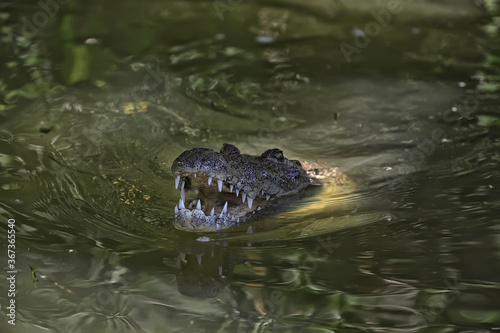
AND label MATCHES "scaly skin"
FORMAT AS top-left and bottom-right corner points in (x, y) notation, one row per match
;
(171, 144), (327, 231)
